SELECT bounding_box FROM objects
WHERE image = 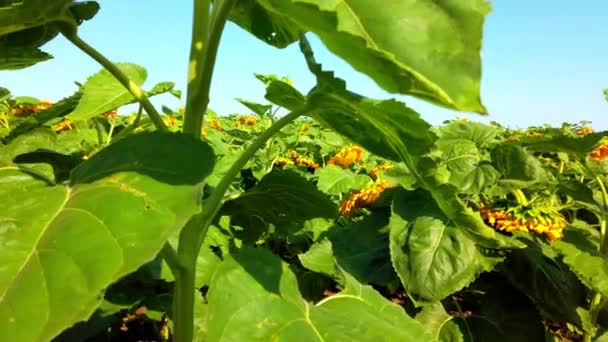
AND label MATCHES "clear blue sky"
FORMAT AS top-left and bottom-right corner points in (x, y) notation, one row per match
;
(1, 1), (607, 129)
